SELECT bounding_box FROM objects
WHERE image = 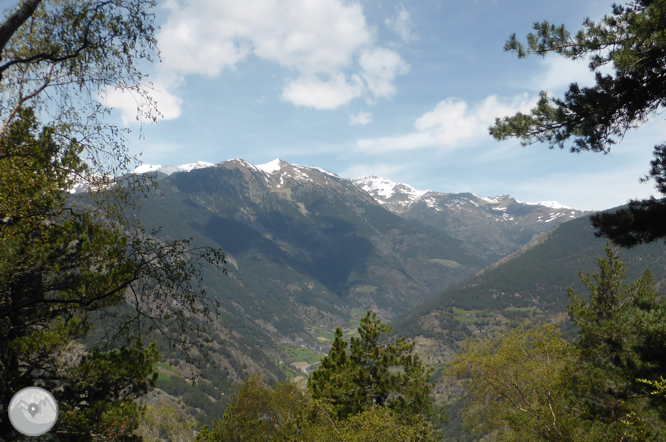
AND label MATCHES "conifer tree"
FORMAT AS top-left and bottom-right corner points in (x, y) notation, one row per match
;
(491, 0), (666, 247)
(308, 312), (437, 423)
(449, 247), (666, 441)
